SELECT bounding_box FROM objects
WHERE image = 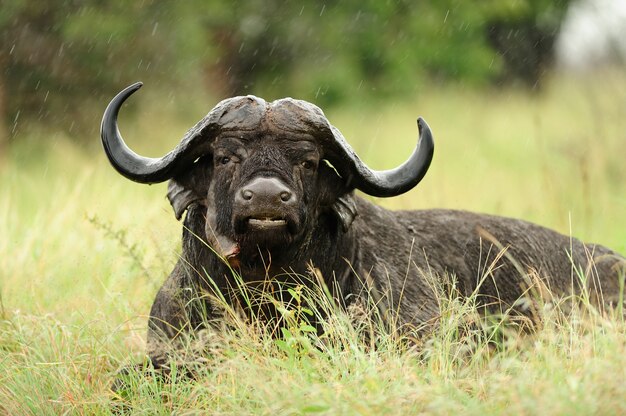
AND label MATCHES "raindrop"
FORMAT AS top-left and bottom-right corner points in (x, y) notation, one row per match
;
(12, 111), (20, 135)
